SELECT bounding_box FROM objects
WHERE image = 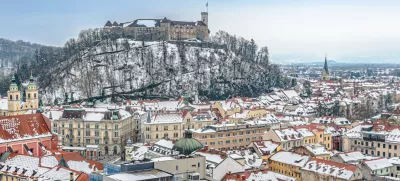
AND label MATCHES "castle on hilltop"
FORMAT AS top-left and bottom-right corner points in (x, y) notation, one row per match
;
(104, 12), (209, 41)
